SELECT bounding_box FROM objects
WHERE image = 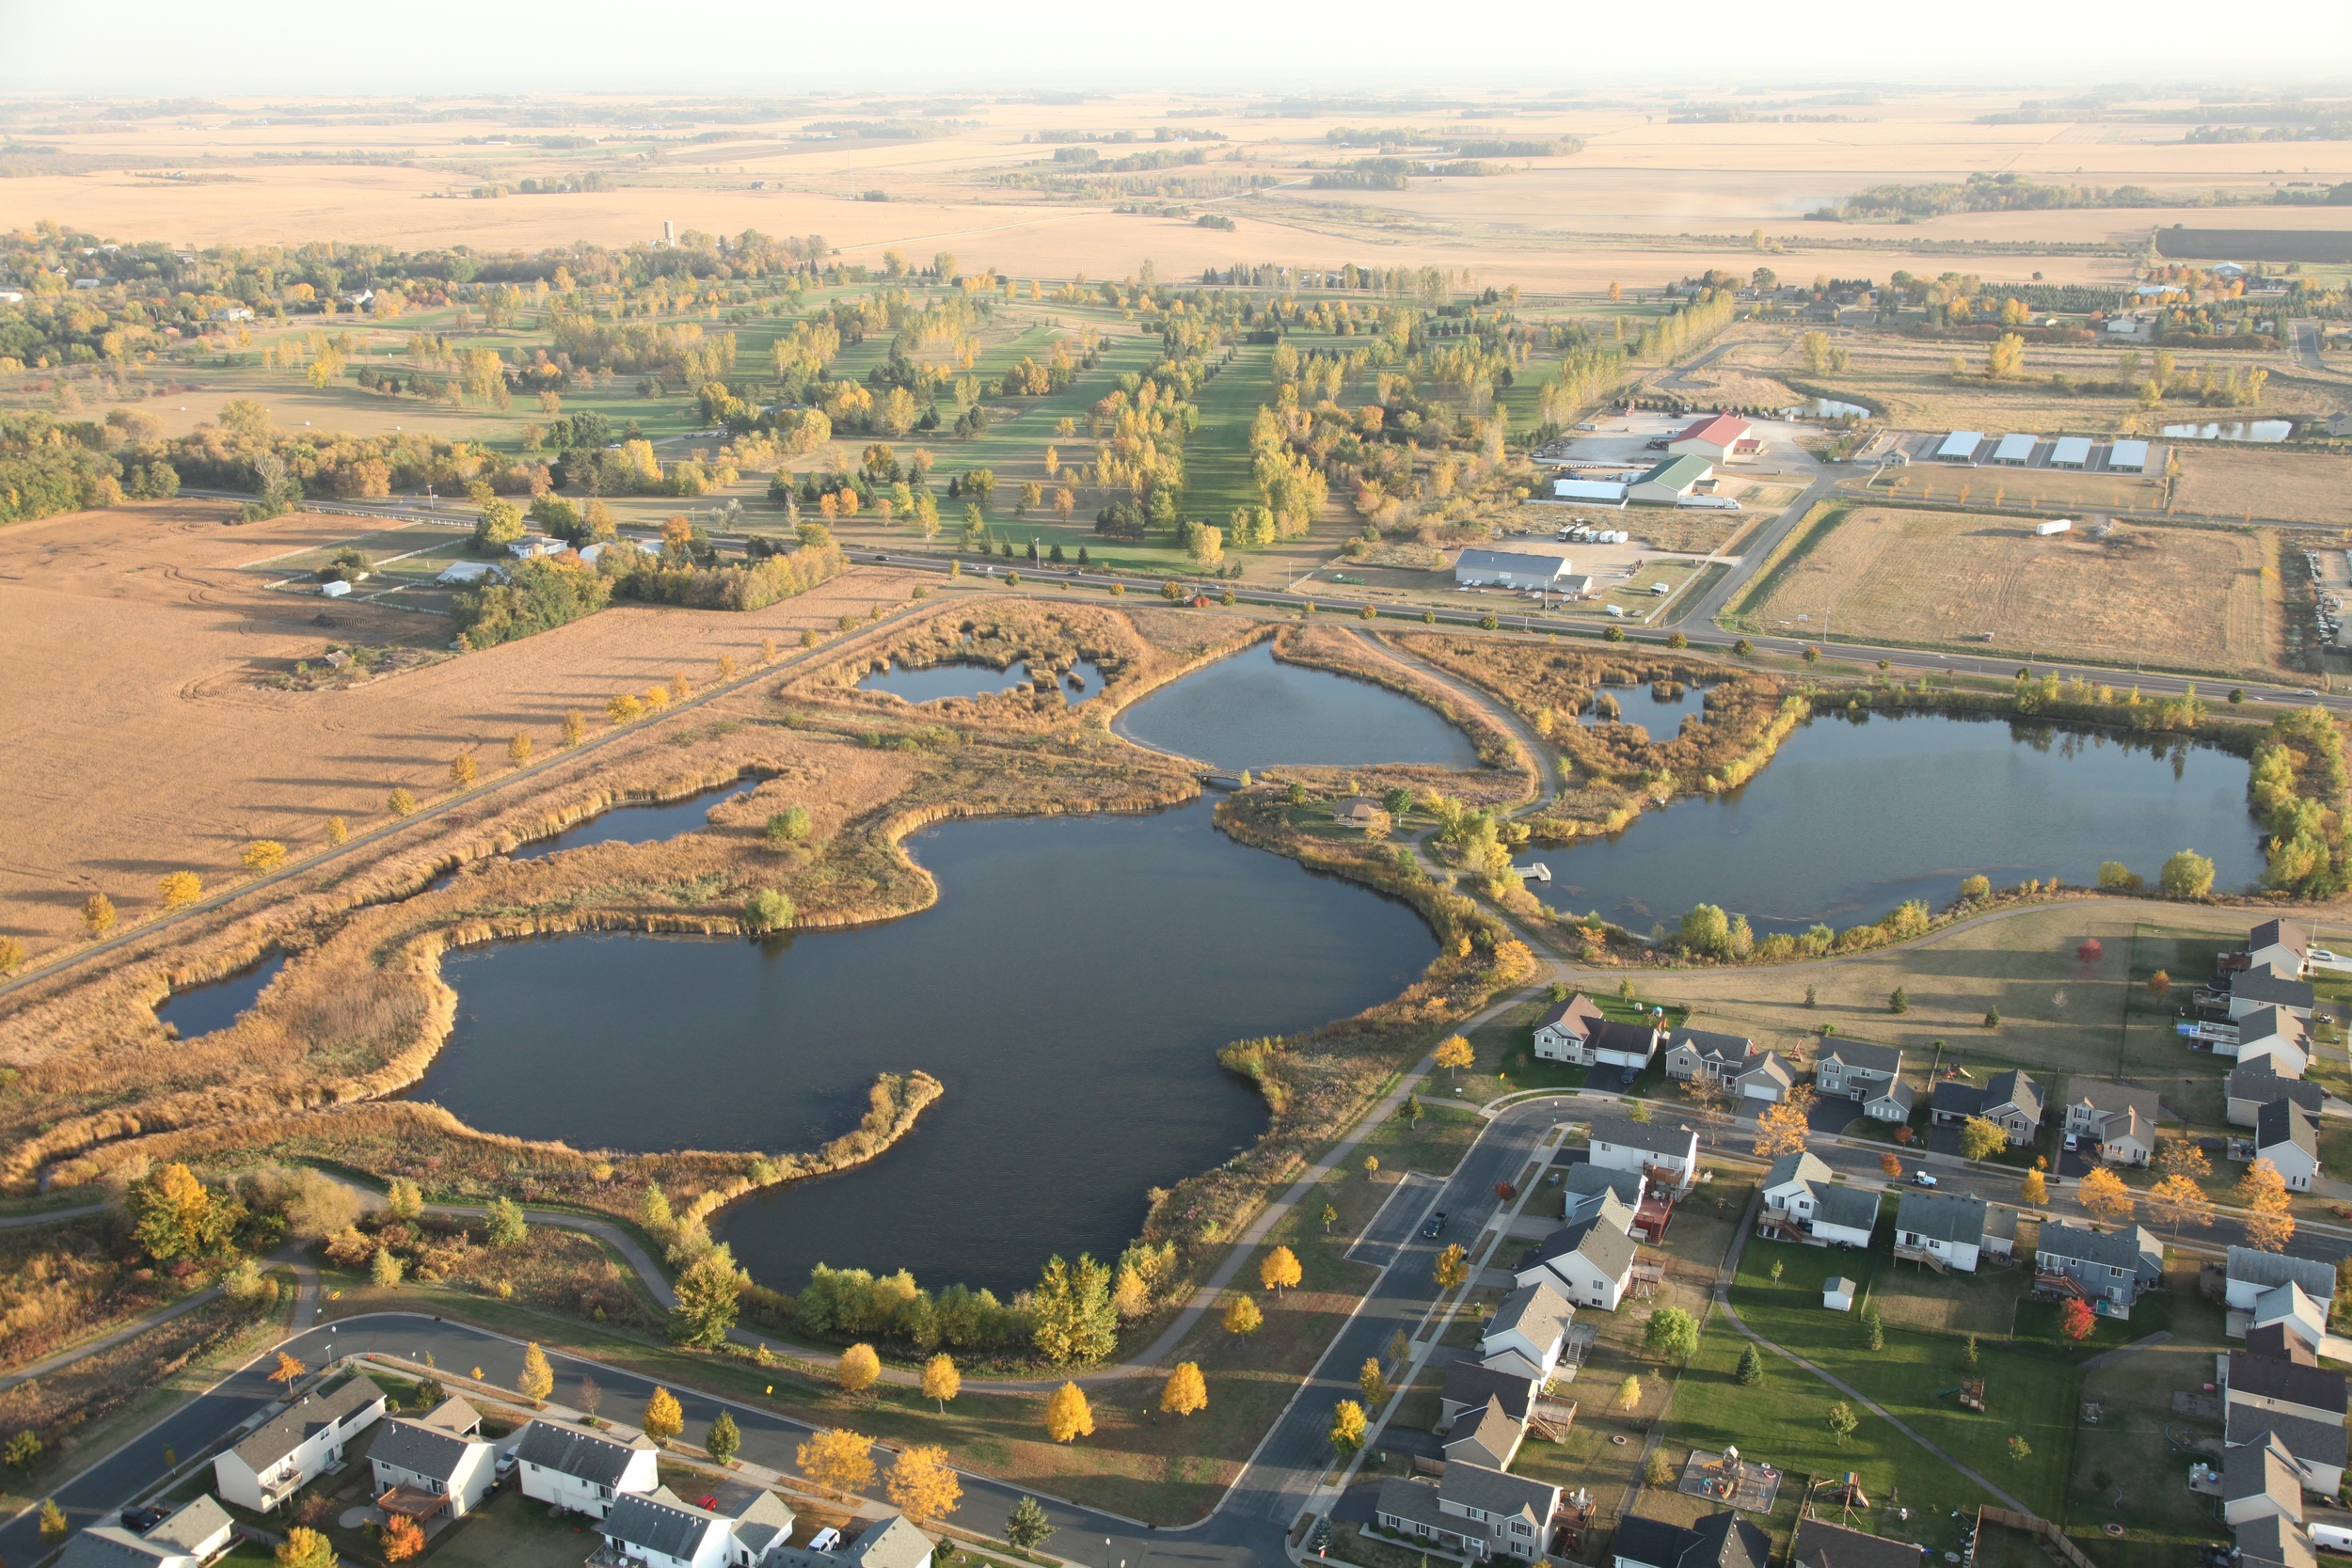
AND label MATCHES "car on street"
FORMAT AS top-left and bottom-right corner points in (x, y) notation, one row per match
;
(1422, 1211), (1447, 1238)
(1912, 1171), (1938, 1187)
